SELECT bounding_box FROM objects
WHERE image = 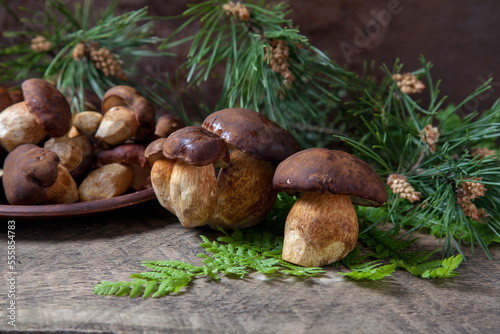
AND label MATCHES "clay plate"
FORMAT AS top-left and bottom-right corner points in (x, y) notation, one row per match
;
(0, 188), (156, 220)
